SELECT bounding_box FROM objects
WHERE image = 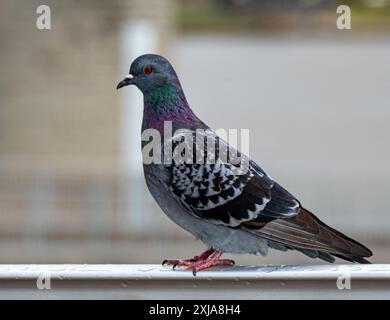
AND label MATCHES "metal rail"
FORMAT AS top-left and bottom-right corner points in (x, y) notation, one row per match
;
(0, 264), (389, 299)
